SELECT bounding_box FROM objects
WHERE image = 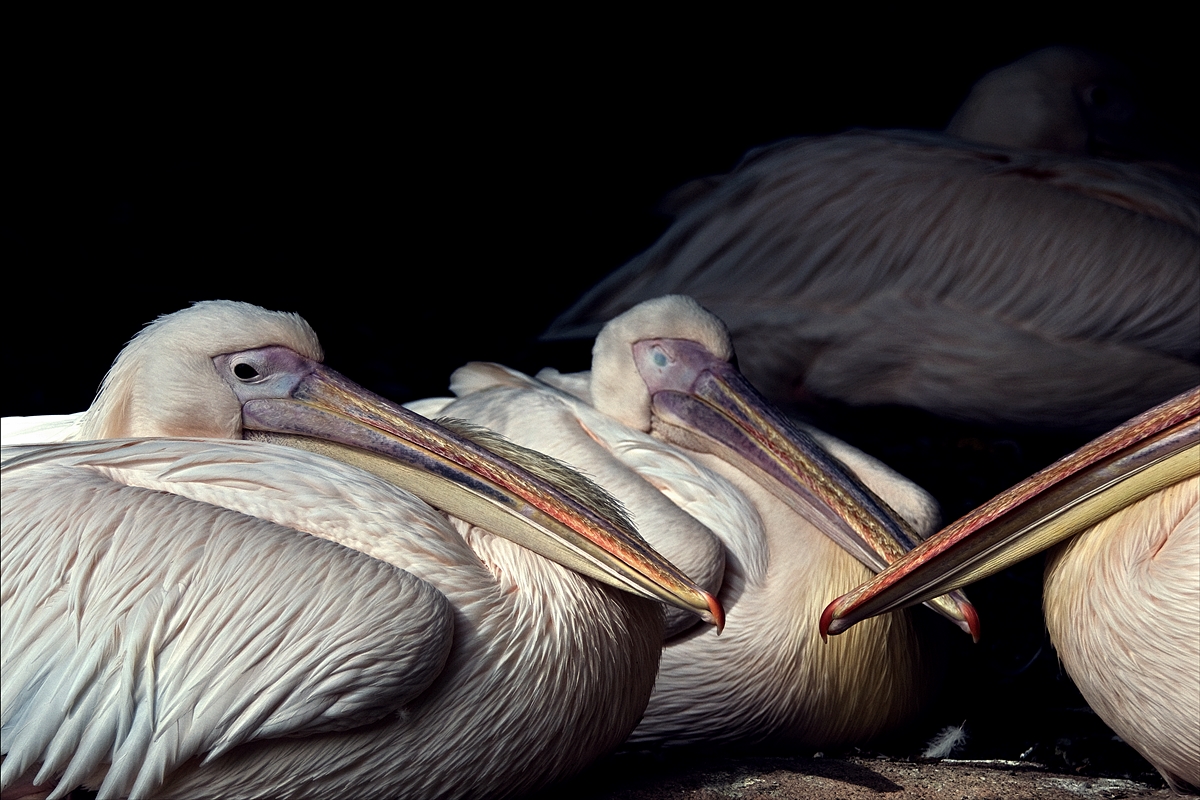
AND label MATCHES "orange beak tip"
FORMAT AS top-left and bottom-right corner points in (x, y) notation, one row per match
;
(965, 603), (982, 644)
(818, 601), (838, 642)
(706, 592), (726, 634)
